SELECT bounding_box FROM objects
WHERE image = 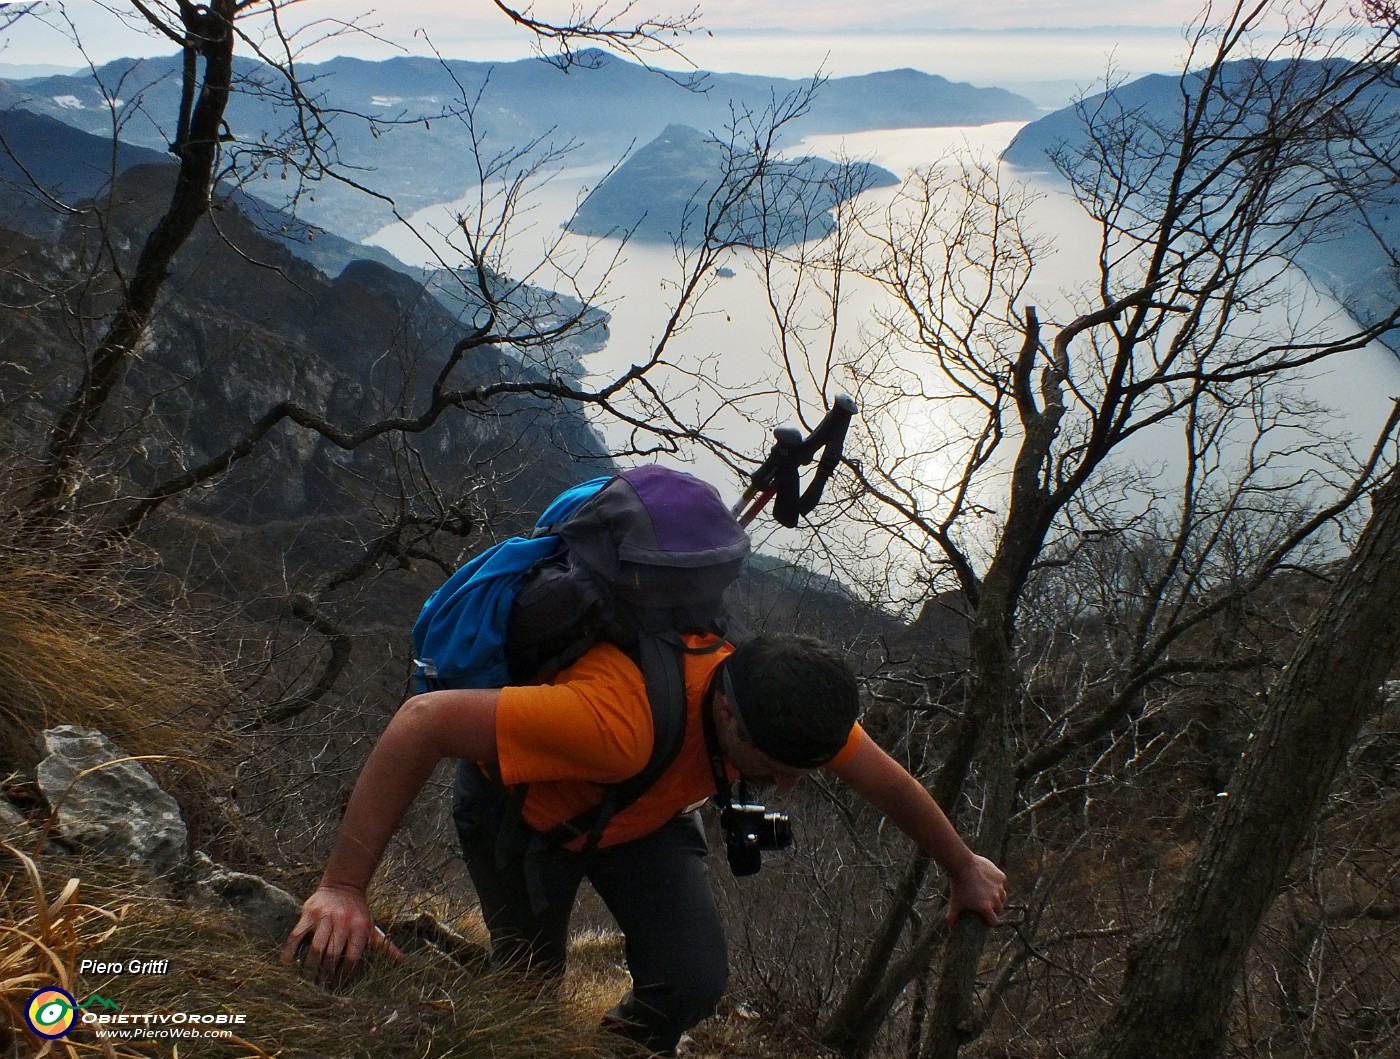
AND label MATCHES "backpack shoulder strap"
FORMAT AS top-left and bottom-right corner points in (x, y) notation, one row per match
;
(633, 630), (731, 793)
(634, 633), (690, 777)
(541, 632), (729, 850)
